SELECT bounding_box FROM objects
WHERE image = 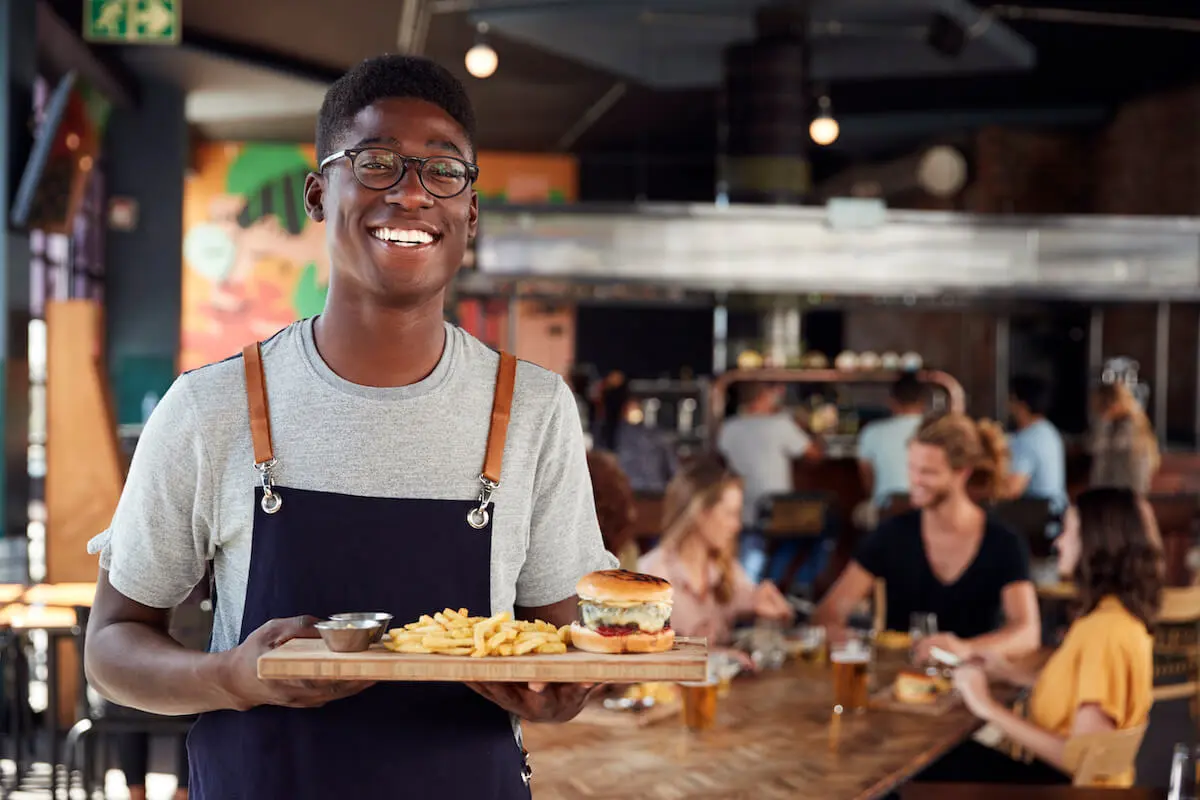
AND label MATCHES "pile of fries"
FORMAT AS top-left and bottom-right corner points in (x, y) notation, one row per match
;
(383, 608), (571, 657)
